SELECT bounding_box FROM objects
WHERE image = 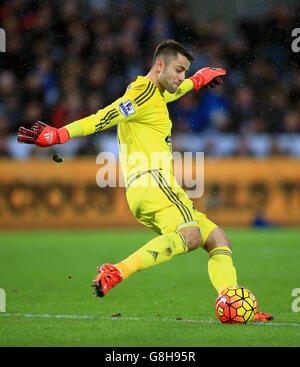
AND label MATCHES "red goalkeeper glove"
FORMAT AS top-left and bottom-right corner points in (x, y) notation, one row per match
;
(17, 121), (70, 147)
(189, 67), (226, 91)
